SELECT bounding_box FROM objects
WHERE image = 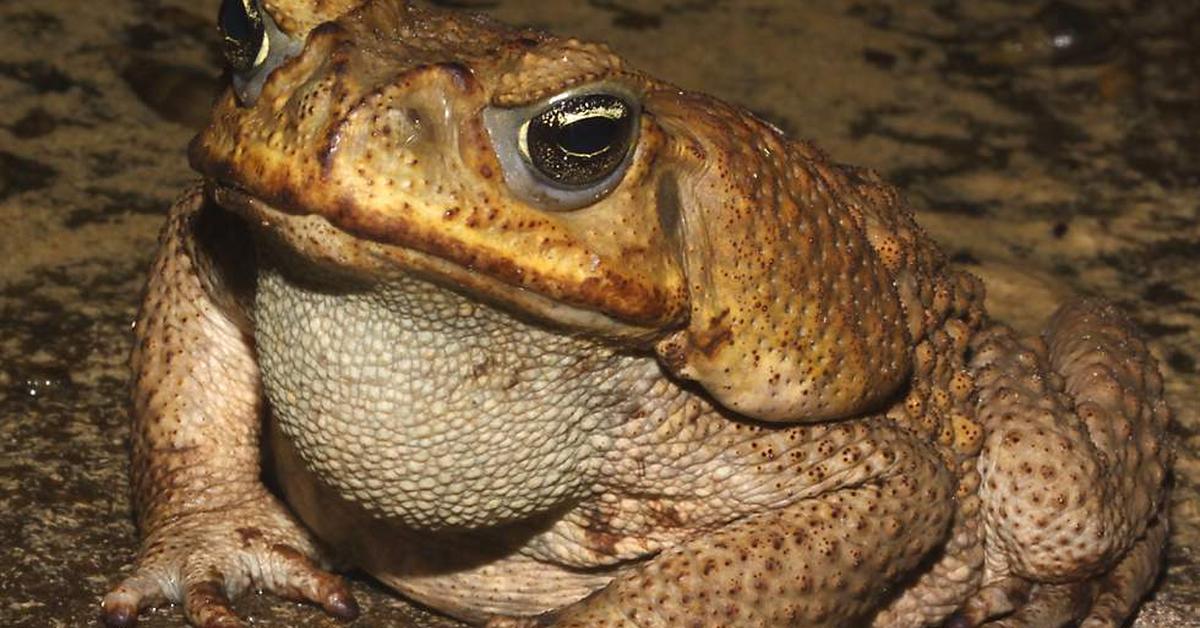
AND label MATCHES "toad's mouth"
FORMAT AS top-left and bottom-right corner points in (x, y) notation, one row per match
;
(212, 184), (673, 344)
